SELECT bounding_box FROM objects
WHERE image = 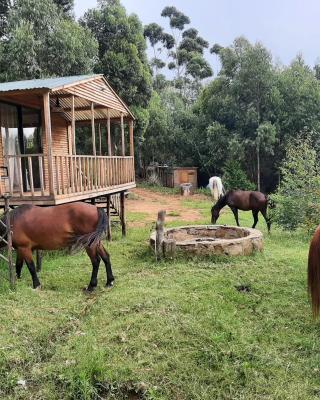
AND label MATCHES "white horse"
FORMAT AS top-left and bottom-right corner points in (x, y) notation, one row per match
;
(207, 176), (225, 201)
